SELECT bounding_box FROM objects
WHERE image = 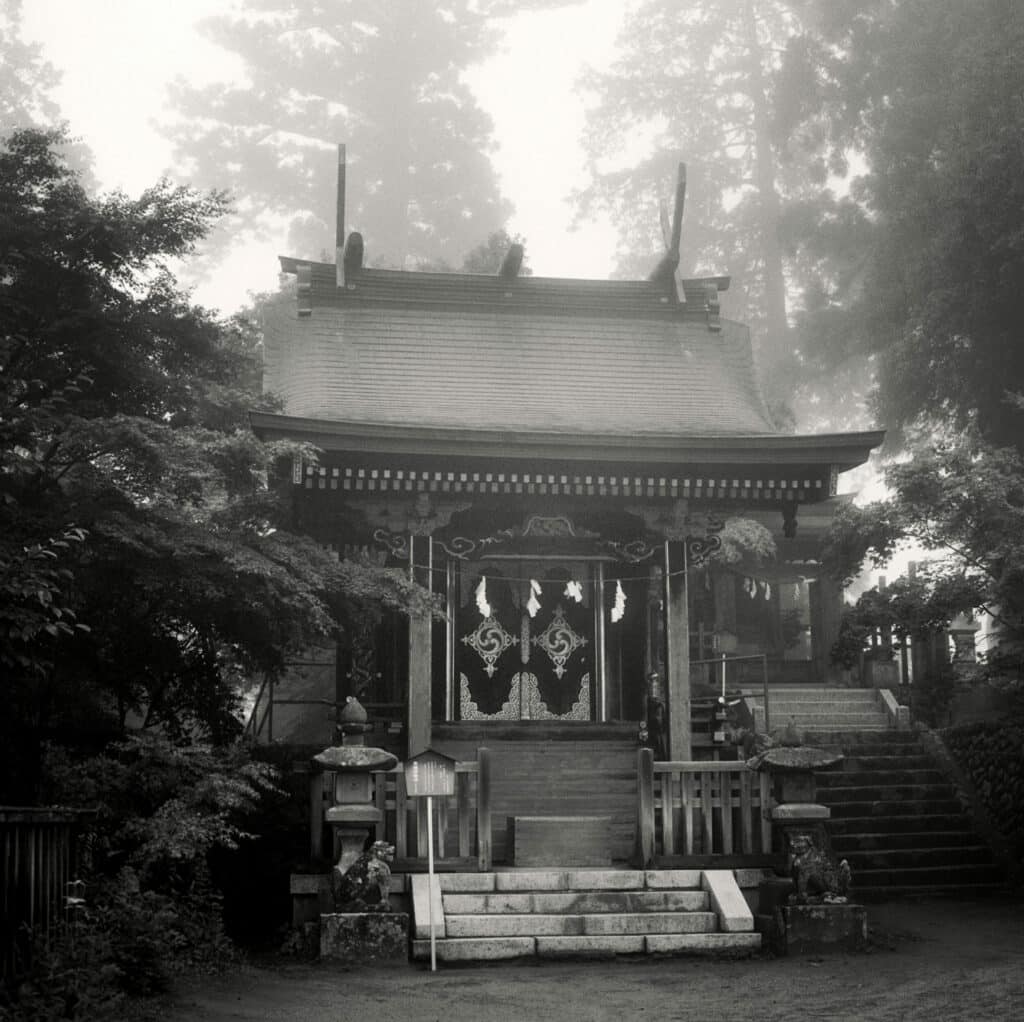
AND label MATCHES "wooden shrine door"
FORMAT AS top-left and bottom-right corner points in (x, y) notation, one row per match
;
(456, 563), (595, 721)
